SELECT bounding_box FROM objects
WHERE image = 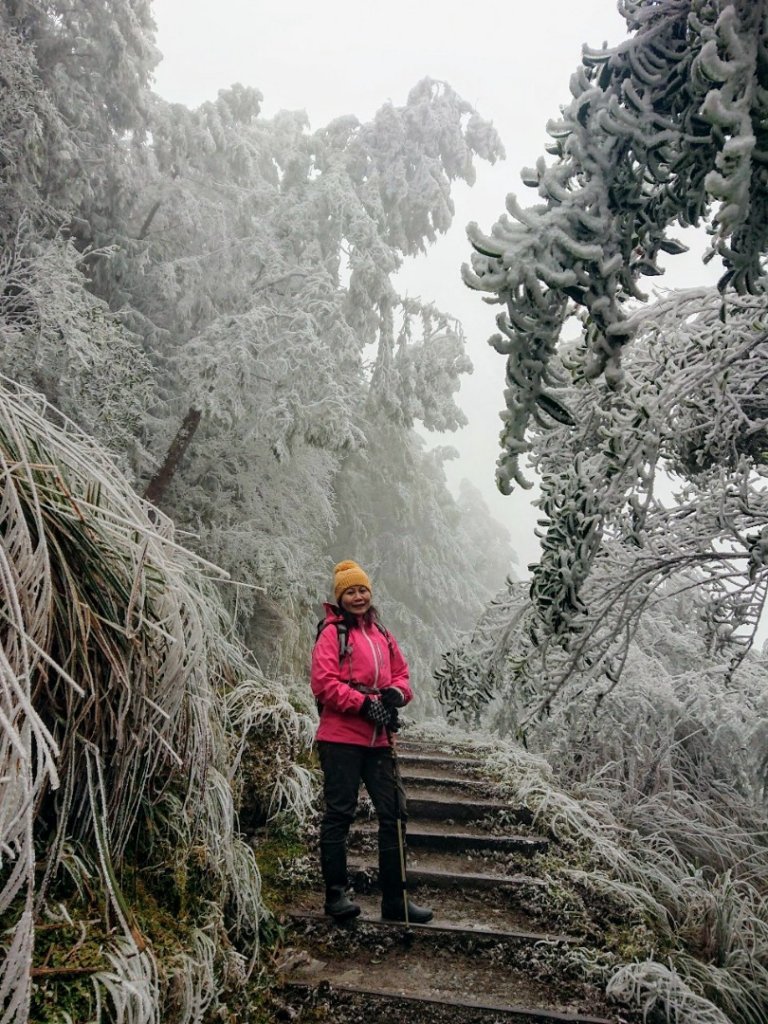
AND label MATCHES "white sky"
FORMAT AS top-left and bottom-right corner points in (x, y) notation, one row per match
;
(151, 0), (721, 576)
